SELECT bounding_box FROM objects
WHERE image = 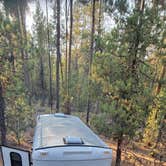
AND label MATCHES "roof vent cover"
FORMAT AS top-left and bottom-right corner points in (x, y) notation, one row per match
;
(63, 136), (84, 145)
(54, 113), (67, 118)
